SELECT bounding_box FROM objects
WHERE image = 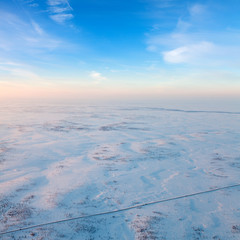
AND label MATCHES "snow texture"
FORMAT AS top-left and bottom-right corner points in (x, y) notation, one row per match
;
(0, 103), (240, 239)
